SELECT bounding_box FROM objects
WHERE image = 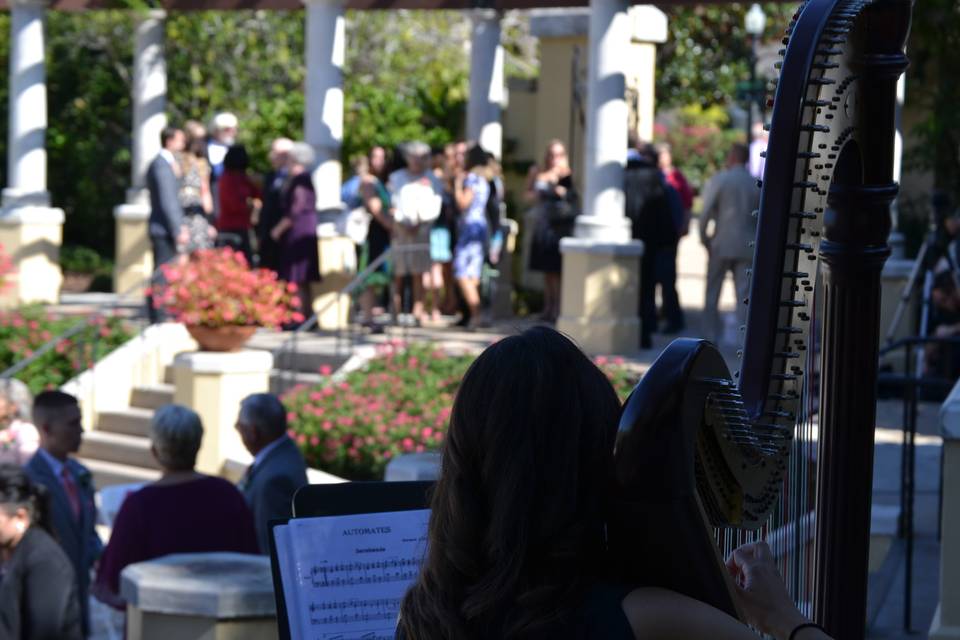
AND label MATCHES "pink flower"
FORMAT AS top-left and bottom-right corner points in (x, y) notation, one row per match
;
(322, 420), (333, 431)
(402, 437), (415, 451)
(309, 435), (320, 447)
(319, 365), (333, 376)
(421, 427), (433, 438)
